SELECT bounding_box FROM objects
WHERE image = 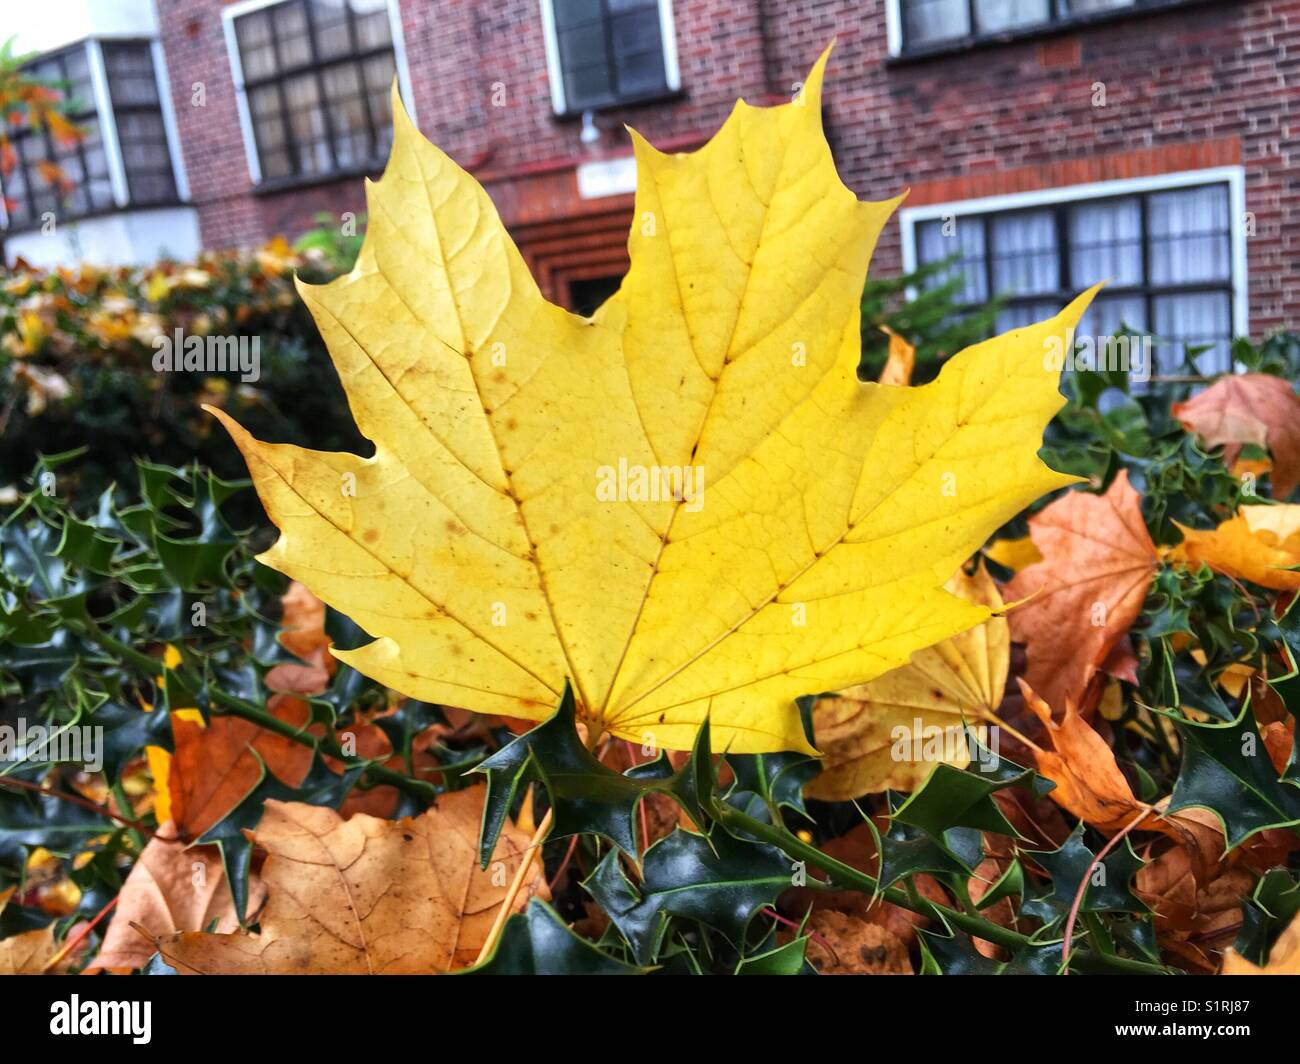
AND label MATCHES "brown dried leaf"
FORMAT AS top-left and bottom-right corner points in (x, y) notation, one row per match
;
(1006, 471), (1158, 713)
(1174, 373), (1300, 497)
(87, 823), (267, 972)
(157, 785), (547, 974)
